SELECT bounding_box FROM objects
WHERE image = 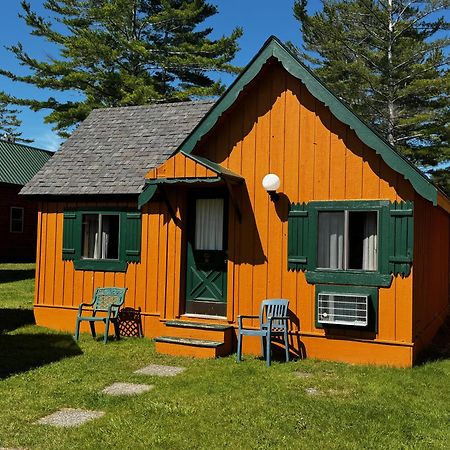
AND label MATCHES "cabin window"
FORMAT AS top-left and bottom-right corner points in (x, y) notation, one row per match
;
(10, 207), (24, 233)
(82, 214), (120, 260)
(317, 211), (378, 271)
(288, 200), (413, 286)
(62, 210), (141, 272)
